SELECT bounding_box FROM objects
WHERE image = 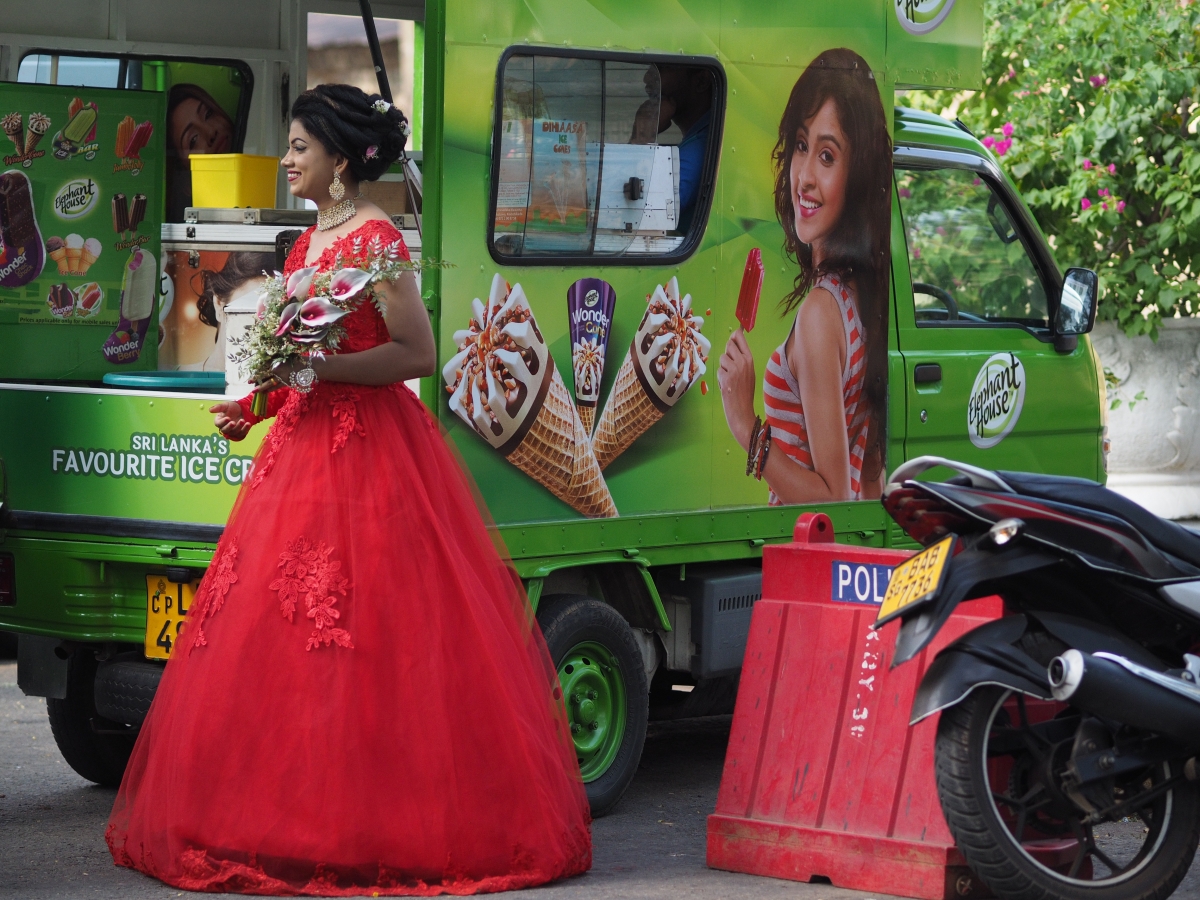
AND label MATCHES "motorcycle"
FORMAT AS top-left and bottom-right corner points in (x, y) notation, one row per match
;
(877, 456), (1200, 900)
